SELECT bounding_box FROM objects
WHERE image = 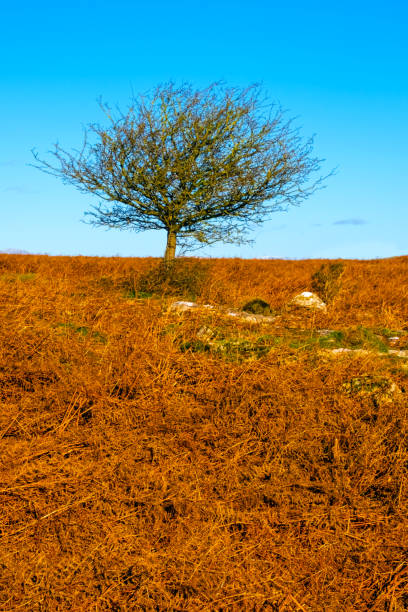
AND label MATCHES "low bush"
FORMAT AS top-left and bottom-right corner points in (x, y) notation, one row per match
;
(311, 262), (345, 303)
(242, 298), (273, 315)
(137, 258), (209, 299)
